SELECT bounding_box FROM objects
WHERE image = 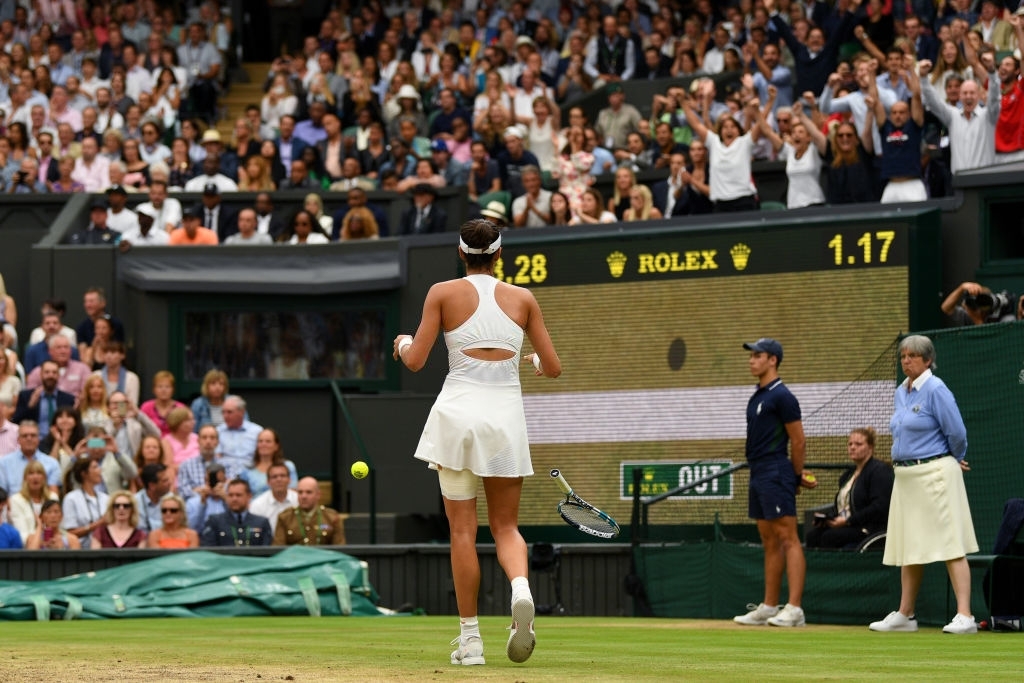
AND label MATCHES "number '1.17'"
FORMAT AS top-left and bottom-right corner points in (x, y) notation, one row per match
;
(827, 231), (895, 266)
